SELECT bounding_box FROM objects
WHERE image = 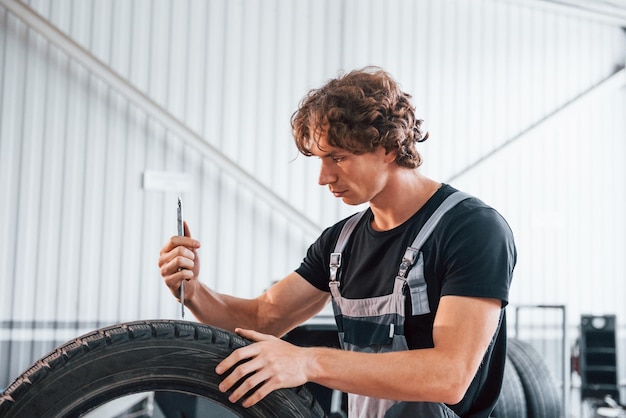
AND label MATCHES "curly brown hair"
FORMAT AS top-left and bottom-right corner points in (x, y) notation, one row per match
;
(291, 66), (428, 168)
